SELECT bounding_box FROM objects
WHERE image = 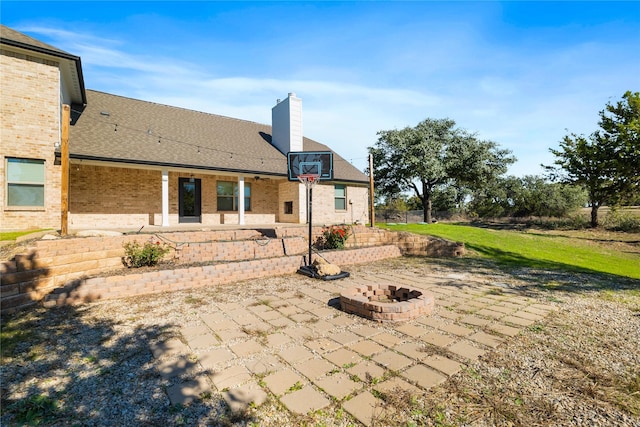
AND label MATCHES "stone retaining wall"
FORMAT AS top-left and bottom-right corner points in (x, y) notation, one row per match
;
(42, 245), (404, 308)
(1, 226), (464, 313)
